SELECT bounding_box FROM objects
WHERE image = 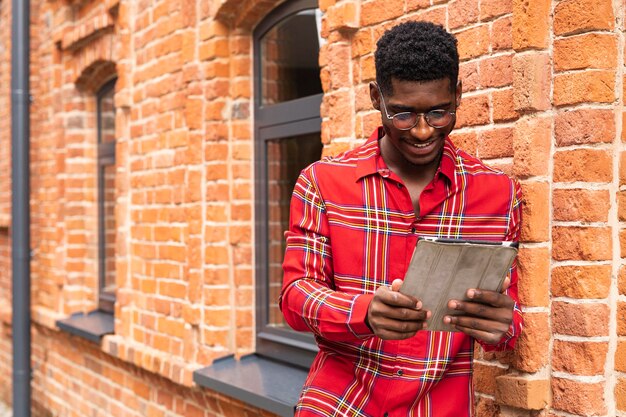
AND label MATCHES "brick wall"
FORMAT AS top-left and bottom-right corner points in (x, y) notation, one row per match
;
(0, 0), (624, 416)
